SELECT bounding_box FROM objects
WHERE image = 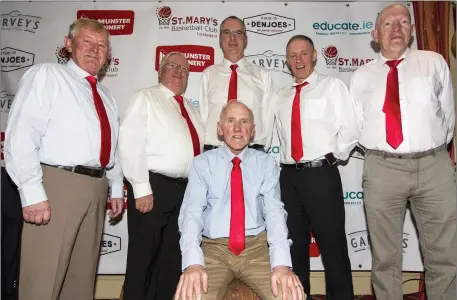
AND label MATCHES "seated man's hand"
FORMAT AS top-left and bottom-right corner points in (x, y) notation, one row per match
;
(174, 264), (208, 300)
(271, 266), (306, 300)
